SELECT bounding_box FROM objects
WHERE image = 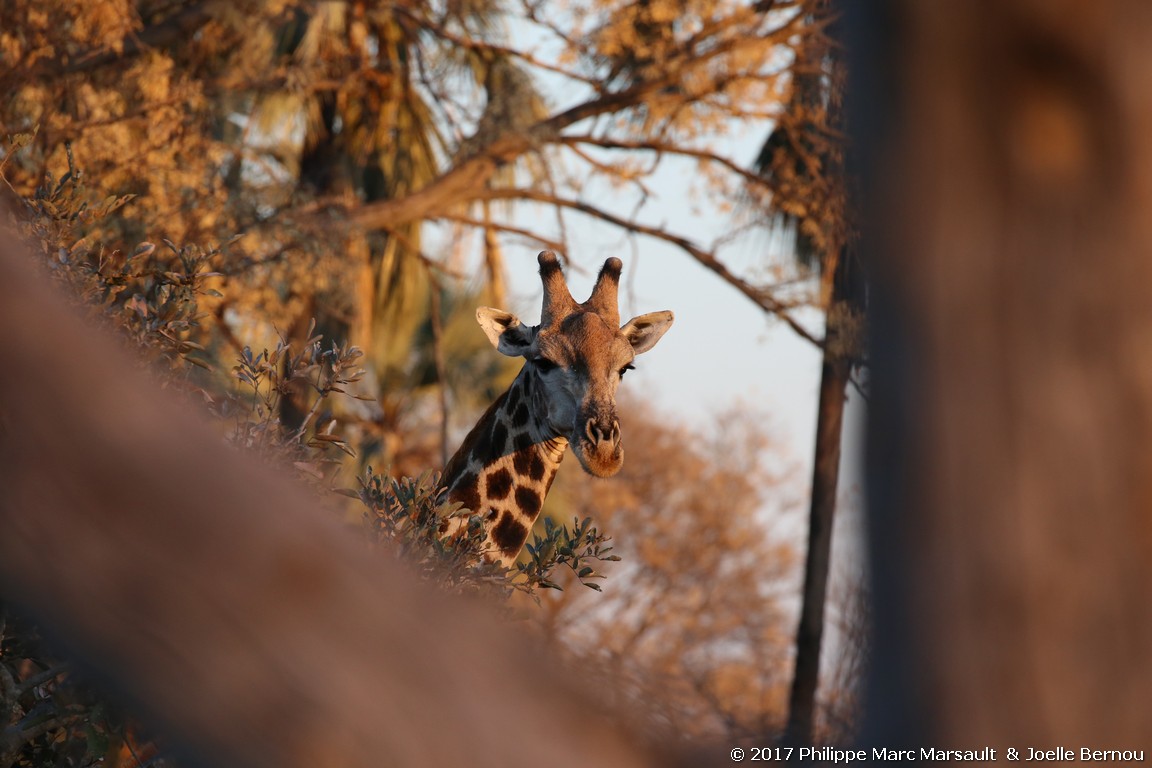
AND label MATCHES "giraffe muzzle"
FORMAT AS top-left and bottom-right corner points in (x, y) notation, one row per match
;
(575, 415), (624, 477)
